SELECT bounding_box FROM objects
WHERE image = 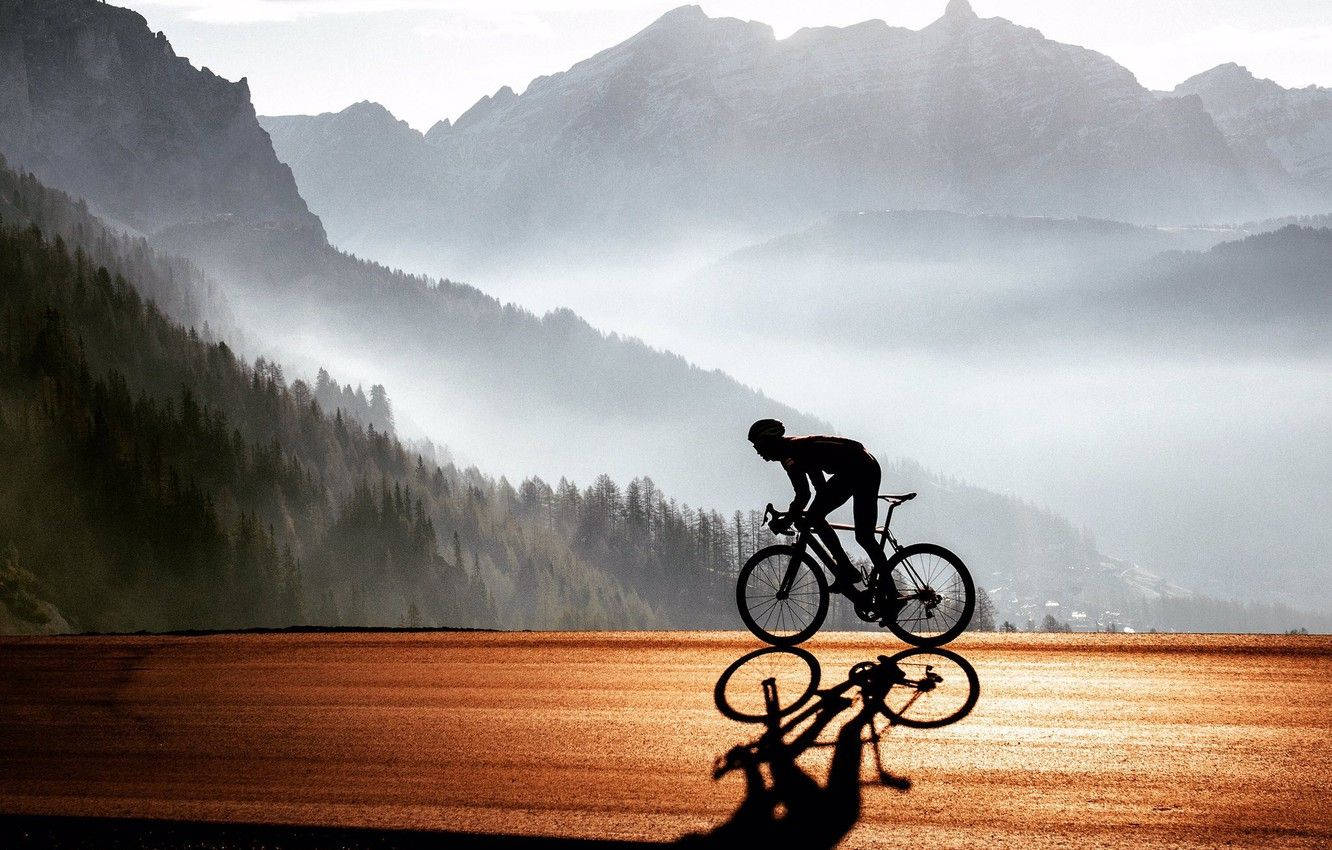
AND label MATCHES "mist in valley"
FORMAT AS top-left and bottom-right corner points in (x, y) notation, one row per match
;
(381, 212), (1325, 614)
